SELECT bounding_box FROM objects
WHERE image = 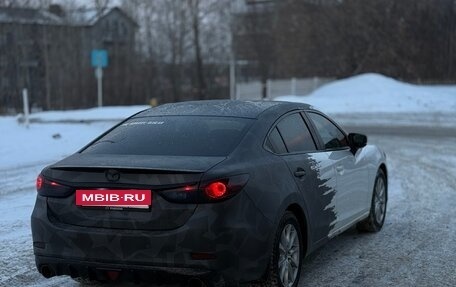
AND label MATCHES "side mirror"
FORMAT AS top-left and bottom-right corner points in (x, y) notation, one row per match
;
(348, 133), (367, 149)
